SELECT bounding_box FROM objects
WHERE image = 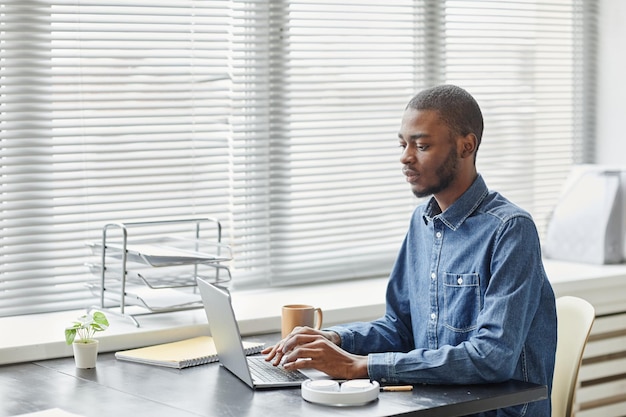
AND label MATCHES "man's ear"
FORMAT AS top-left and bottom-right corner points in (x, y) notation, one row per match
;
(460, 133), (478, 159)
